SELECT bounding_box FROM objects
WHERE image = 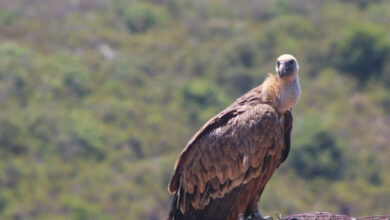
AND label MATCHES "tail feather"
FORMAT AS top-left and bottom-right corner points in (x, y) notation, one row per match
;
(168, 184), (246, 220)
(167, 192), (180, 220)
